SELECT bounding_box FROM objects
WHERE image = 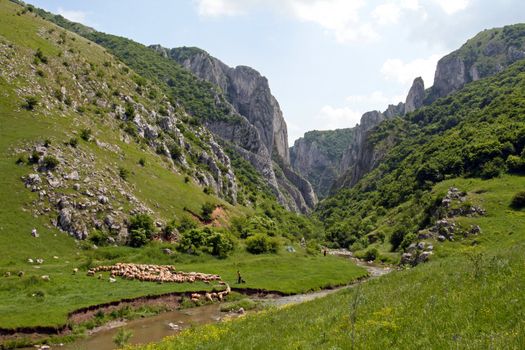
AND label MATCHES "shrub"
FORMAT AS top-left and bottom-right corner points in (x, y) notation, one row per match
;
(207, 231), (235, 258)
(89, 230), (109, 246)
(119, 167), (130, 180)
(34, 48), (48, 64)
(113, 328), (133, 347)
(80, 128), (92, 141)
(480, 157), (505, 179)
(400, 233), (417, 251)
(178, 216), (197, 233)
(68, 137), (78, 148)
(125, 103), (135, 118)
(129, 228), (149, 248)
(363, 248), (379, 261)
(201, 202), (215, 222)
(138, 158), (146, 167)
(28, 151), (40, 164)
(128, 214), (155, 234)
(42, 155), (59, 170)
(506, 155), (525, 173)
(390, 227), (406, 251)
(246, 234), (279, 254)
(511, 191), (525, 209)
(23, 96), (38, 110)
